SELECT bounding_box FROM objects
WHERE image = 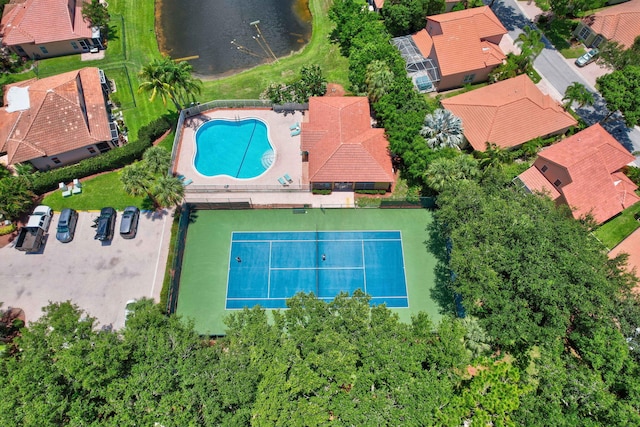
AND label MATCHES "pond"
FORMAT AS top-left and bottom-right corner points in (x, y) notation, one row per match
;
(157, 0), (312, 77)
